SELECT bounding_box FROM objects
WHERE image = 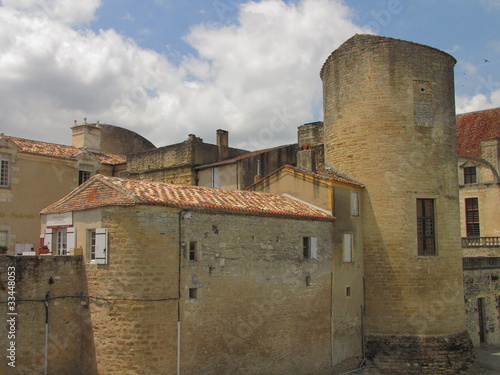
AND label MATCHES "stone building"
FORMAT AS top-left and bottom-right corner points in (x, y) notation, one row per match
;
(456, 107), (500, 346)
(34, 174), (340, 375)
(1, 34), (494, 375)
(0, 120), (153, 254)
(126, 130), (249, 185)
(320, 34), (474, 372)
